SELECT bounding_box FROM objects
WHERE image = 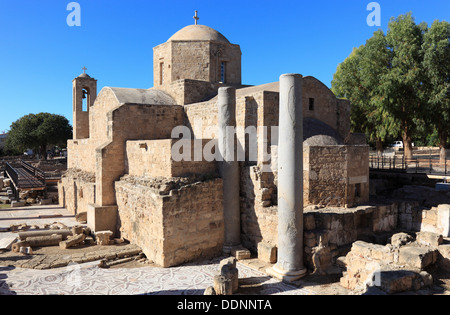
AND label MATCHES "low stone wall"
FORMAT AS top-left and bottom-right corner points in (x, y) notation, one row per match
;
(115, 175), (224, 268)
(58, 169), (96, 215)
